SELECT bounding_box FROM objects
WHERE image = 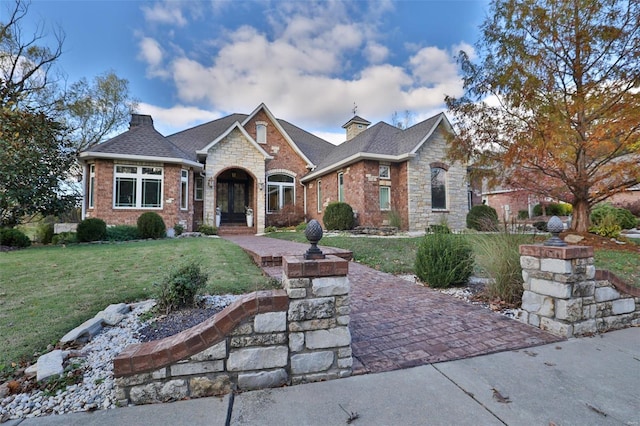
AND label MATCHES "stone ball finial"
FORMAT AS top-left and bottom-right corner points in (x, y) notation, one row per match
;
(304, 219), (325, 259)
(544, 216), (567, 247)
